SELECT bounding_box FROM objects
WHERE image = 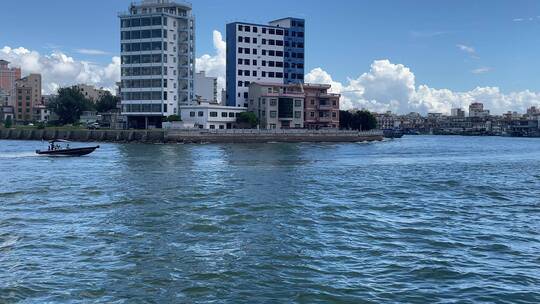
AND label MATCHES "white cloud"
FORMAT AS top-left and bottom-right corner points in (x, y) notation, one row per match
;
(471, 67), (492, 74)
(305, 60), (540, 115)
(0, 46), (120, 94)
(456, 44), (476, 55)
(196, 30), (226, 94)
(76, 48), (110, 56)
